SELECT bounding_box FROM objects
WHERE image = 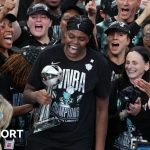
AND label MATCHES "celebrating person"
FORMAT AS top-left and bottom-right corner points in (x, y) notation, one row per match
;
(107, 46), (150, 149)
(23, 15), (111, 150)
